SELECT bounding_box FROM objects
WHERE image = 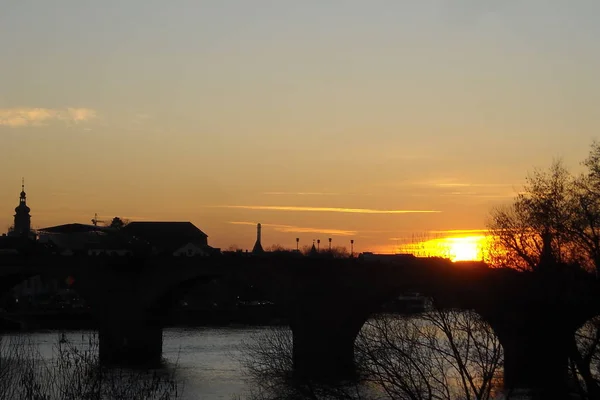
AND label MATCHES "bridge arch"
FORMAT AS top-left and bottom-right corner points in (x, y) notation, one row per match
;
(0, 256), (151, 332)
